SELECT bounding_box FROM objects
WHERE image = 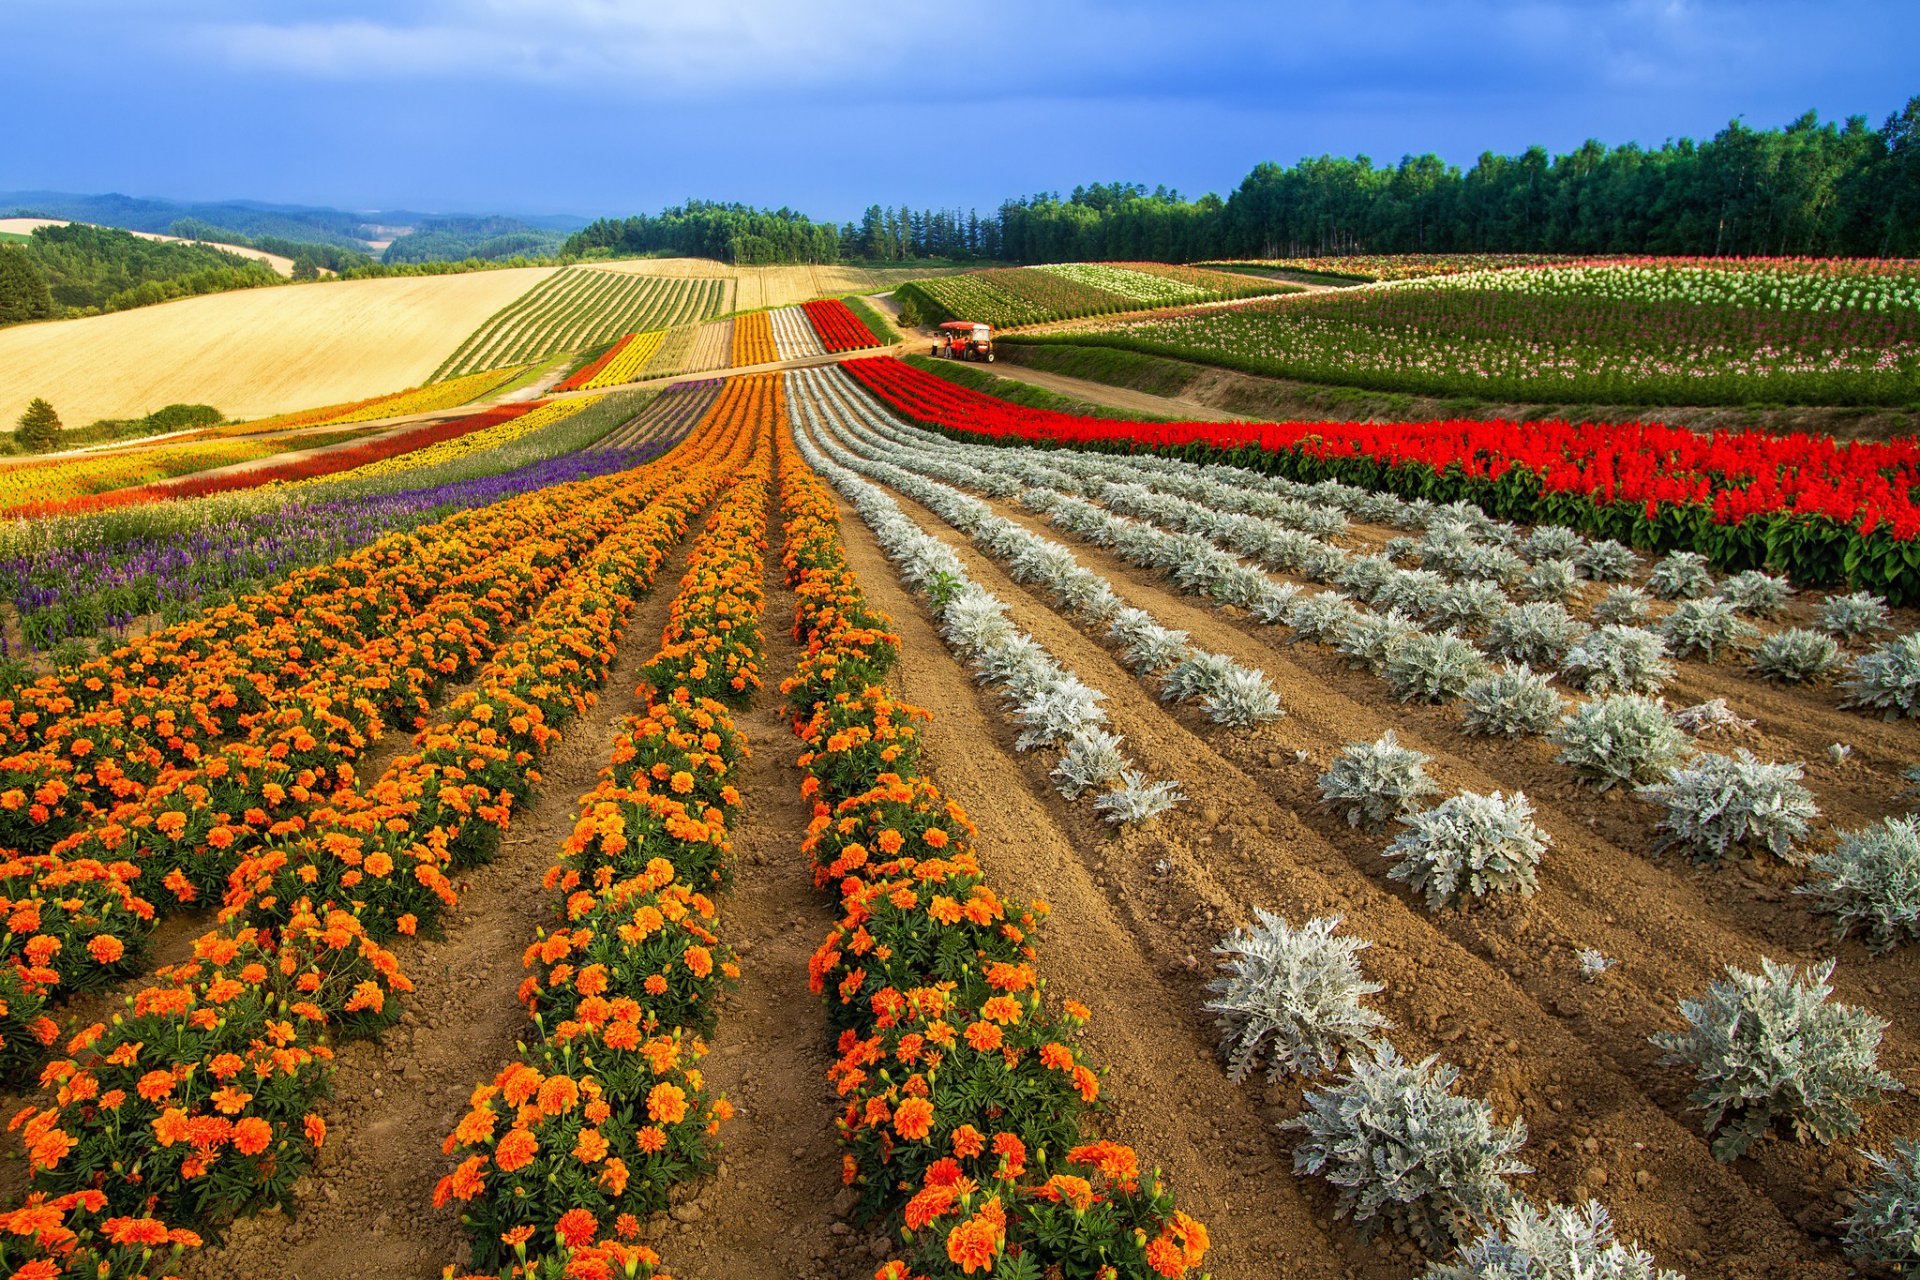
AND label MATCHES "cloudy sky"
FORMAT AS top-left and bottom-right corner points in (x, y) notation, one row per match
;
(8, 0), (1915, 221)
